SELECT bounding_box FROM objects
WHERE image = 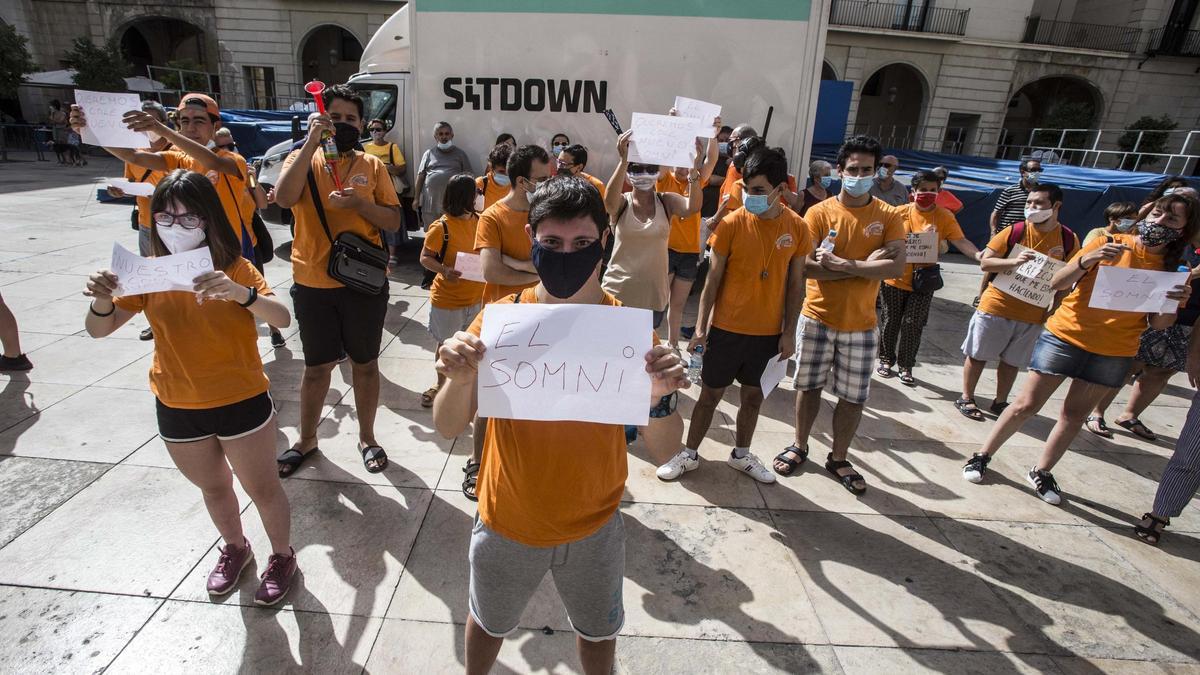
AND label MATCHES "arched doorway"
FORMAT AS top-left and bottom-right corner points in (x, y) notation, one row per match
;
(120, 17), (207, 74)
(1000, 76), (1102, 157)
(821, 61), (838, 81)
(300, 25), (364, 86)
(853, 63), (926, 149)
